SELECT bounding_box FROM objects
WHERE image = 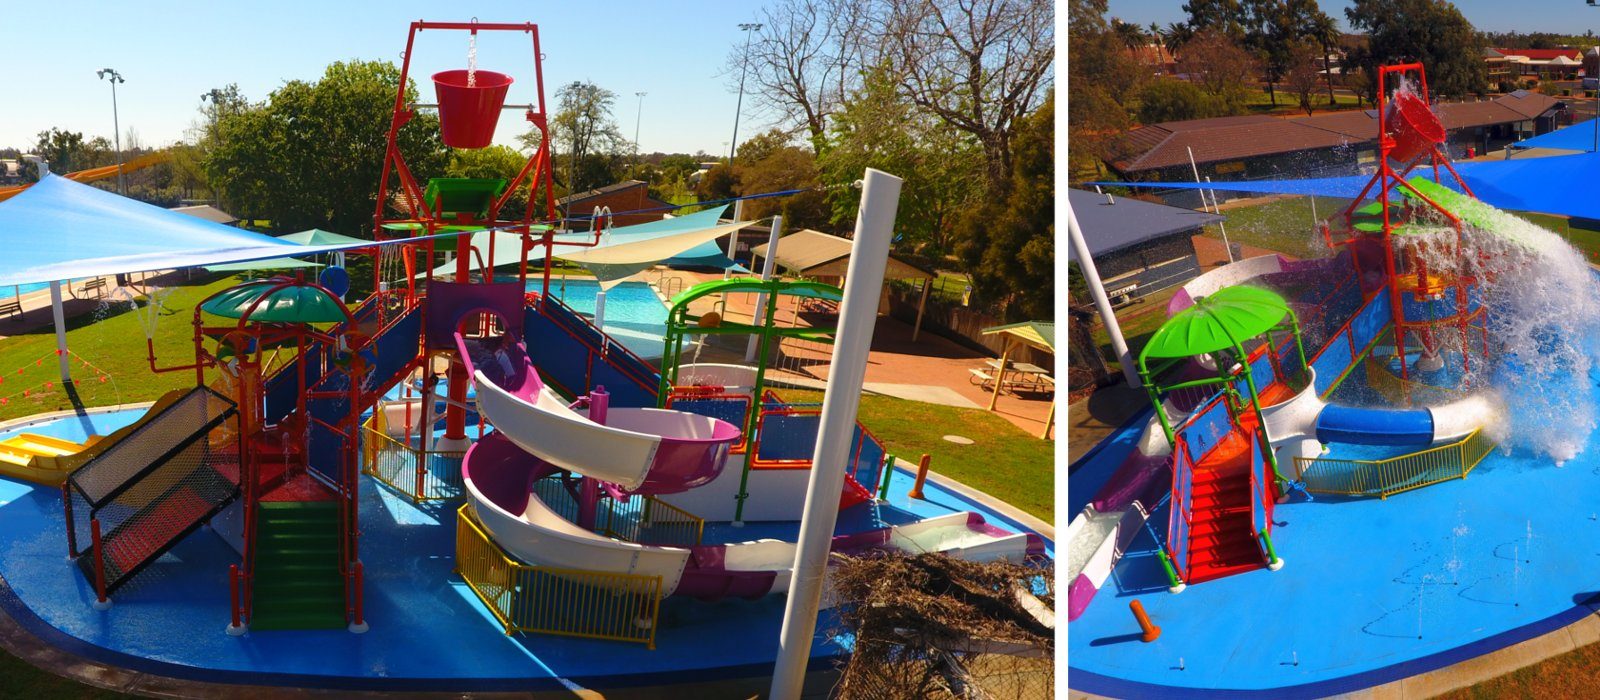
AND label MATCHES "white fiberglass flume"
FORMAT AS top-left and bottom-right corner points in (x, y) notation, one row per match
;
(460, 332), (1044, 600)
